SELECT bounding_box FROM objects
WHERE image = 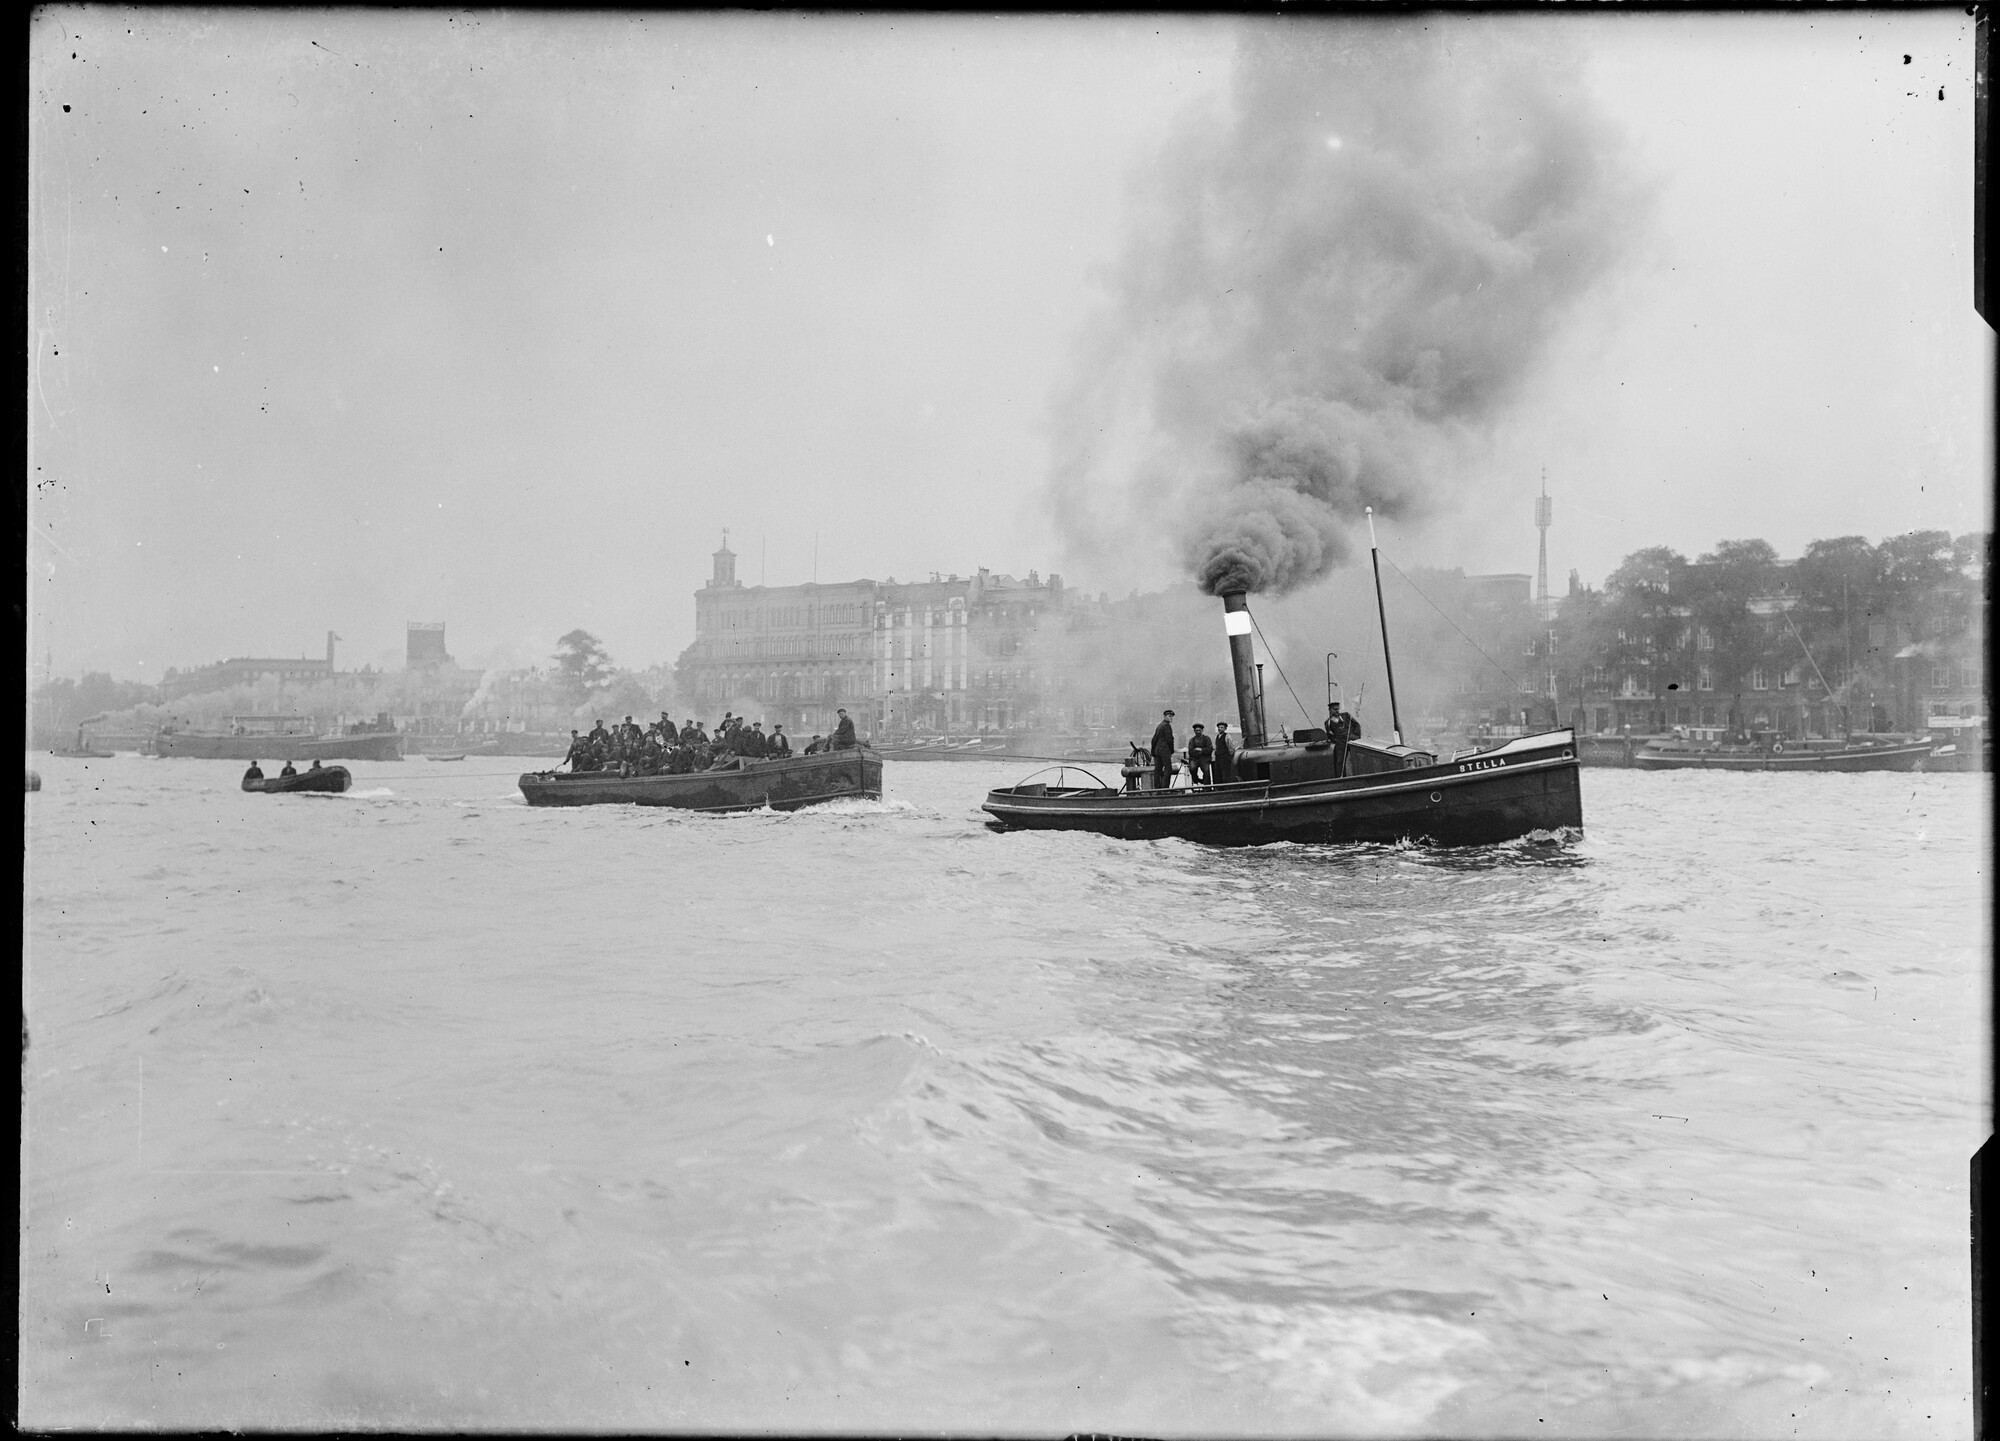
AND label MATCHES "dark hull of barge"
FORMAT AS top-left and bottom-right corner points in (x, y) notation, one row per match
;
(982, 731), (1581, 847)
(1631, 739), (1933, 773)
(518, 749), (882, 811)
